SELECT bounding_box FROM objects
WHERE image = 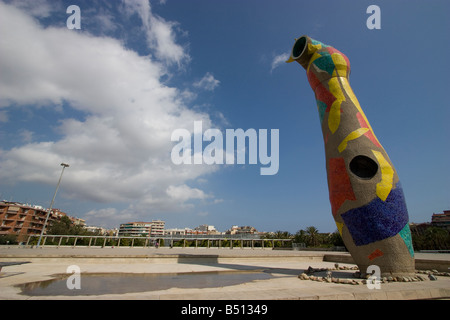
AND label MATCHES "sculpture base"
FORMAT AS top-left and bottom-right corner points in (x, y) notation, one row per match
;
(342, 223), (415, 278)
